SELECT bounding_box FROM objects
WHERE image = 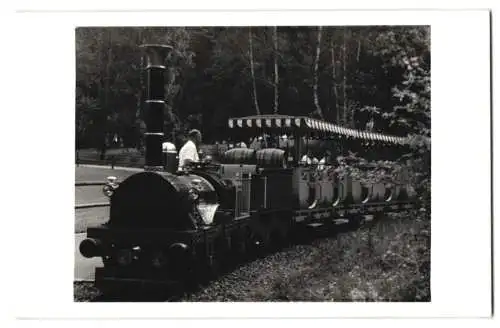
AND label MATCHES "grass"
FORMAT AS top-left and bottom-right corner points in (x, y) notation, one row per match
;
(74, 281), (102, 302)
(260, 214), (430, 302)
(75, 166), (136, 233)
